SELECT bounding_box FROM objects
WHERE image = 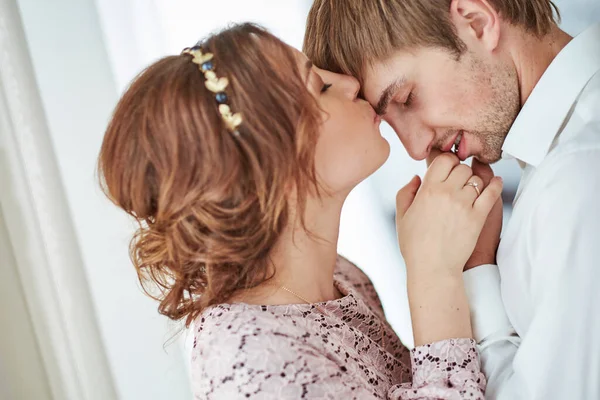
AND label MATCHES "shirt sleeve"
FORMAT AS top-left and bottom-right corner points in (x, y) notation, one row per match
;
(463, 265), (515, 342)
(463, 265), (521, 399)
(462, 150), (600, 399)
